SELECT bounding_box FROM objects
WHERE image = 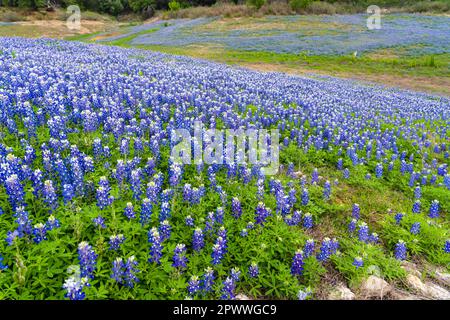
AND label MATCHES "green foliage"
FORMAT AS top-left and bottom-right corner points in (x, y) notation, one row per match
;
(128, 0), (155, 12)
(246, 0), (266, 10)
(289, 0), (312, 11)
(98, 0), (124, 15)
(168, 0), (181, 11)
